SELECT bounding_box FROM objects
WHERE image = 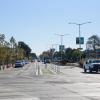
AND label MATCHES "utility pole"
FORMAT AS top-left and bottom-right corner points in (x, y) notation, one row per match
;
(51, 44), (59, 62)
(55, 34), (69, 62)
(69, 22), (91, 60)
(55, 34), (68, 46)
